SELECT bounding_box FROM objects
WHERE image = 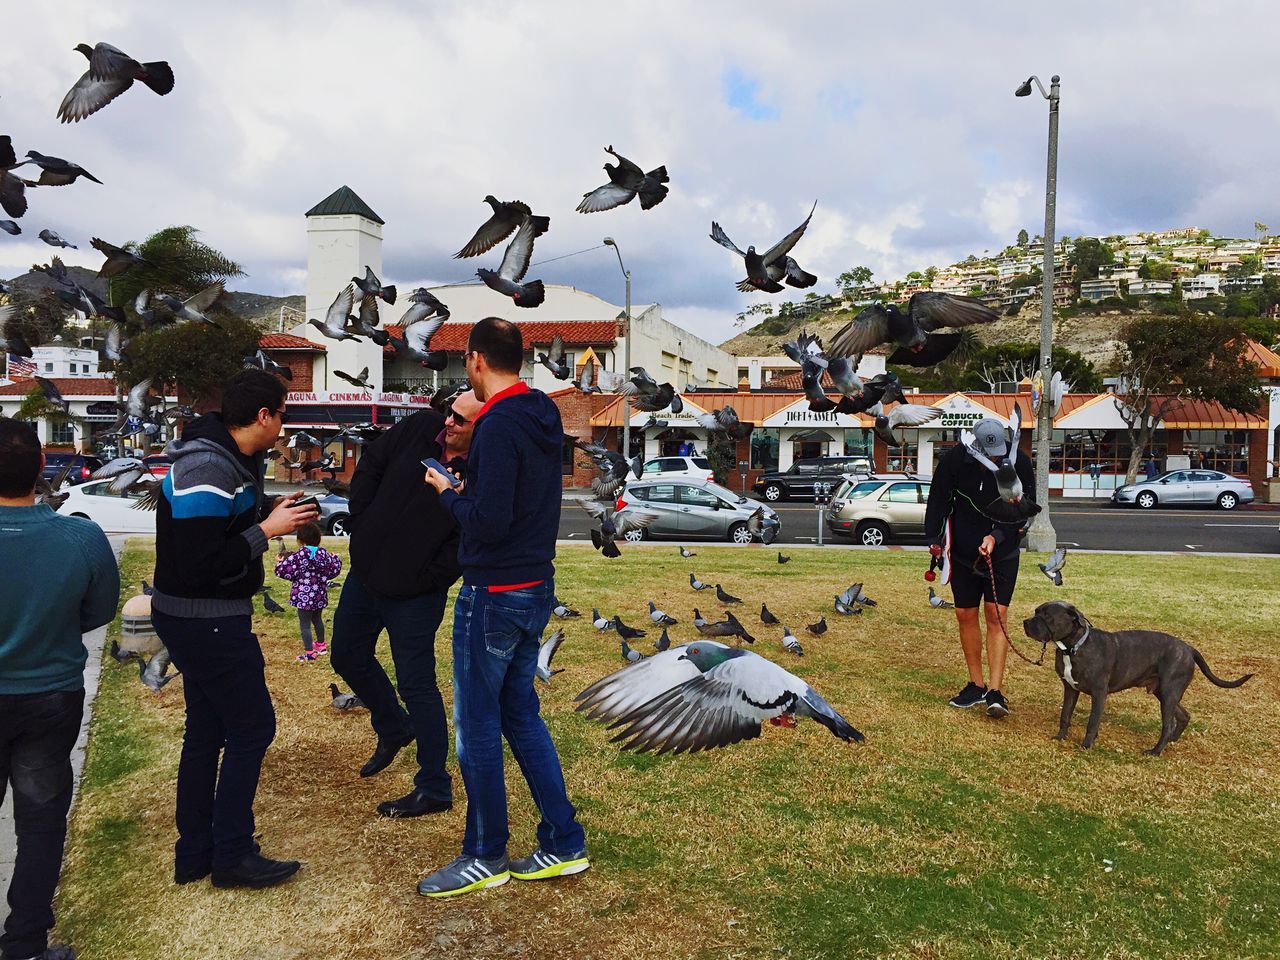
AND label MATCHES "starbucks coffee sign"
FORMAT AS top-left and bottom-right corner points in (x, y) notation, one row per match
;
(937, 412), (985, 429)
